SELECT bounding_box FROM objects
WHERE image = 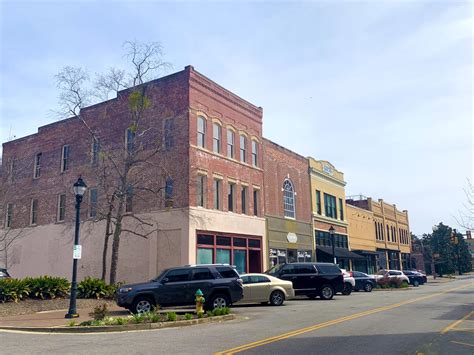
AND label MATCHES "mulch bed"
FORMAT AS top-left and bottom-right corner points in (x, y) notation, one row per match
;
(0, 298), (116, 318)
